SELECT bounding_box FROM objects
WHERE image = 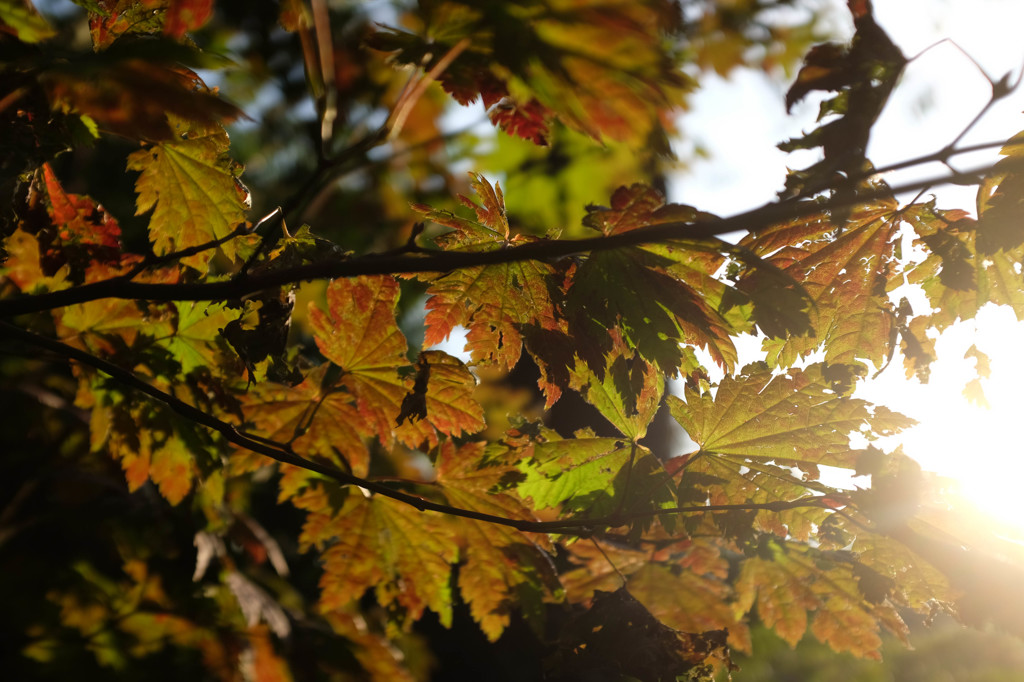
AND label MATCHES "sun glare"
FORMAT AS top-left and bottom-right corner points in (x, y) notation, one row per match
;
(858, 305), (1024, 537)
